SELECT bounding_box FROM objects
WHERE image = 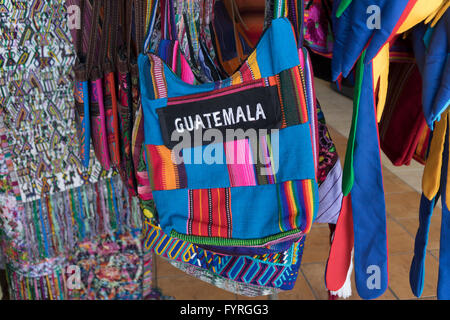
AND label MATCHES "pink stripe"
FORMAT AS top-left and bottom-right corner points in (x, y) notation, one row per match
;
(138, 186), (153, 200)
(225, 140), (257, 187)
(95, 79), (111, 170)
(136, 170), (150, 185)
(172, 40), (179, 71)
(180, 53), (195, 84)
